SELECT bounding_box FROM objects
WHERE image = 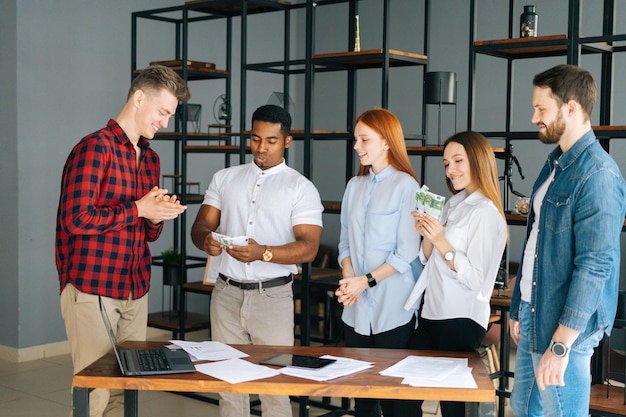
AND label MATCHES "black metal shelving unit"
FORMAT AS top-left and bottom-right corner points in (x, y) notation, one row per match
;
(132, 2), (240, 339)
(298, 0), (431, 347)
(132, 0), (433, 346)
